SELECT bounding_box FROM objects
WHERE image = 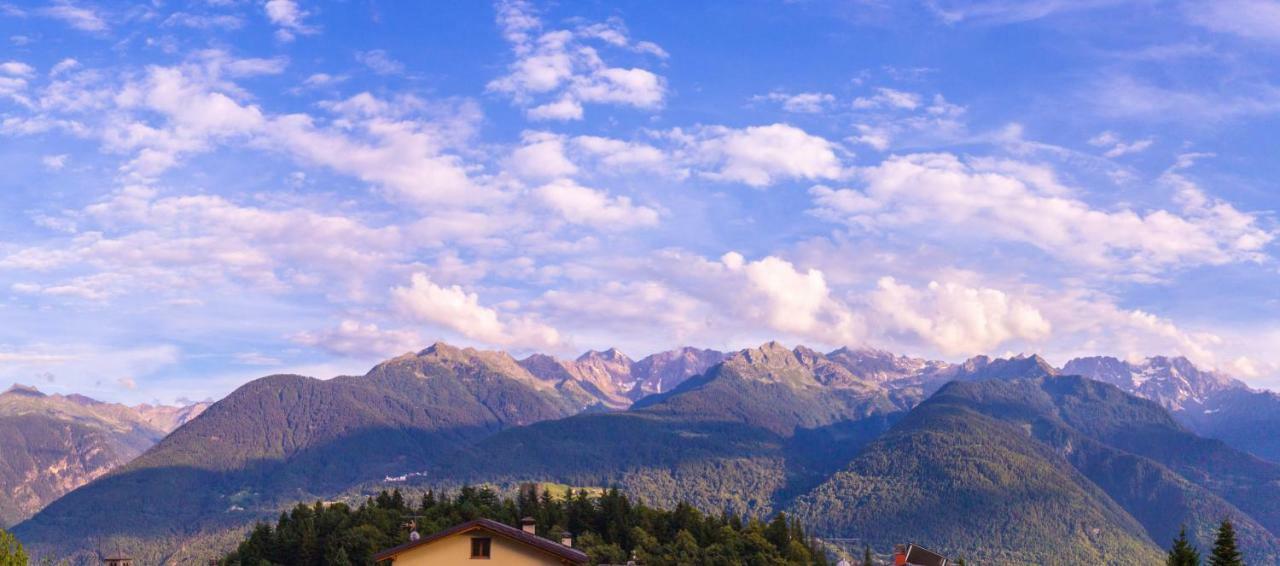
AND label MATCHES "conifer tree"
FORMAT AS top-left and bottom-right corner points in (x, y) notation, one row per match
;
(863, 544), (873, 566)
(1208, 519), (1244, 566)
(1167, 524), (1201, 566)
(0, 528), (28, 566)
